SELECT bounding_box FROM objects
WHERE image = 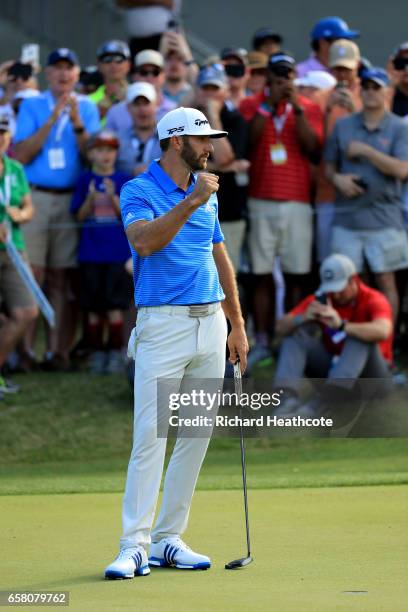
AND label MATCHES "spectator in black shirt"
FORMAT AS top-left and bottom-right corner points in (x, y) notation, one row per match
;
(195, 64), (250, 272)
(391, 42), (408, 118)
